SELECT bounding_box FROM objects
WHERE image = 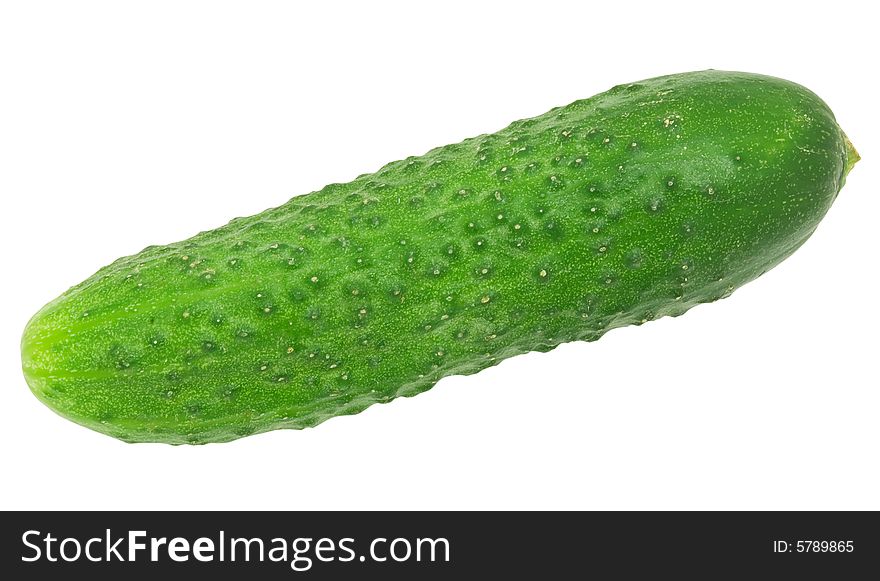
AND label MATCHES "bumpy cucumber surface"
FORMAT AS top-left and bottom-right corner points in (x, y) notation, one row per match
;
(21, 70), (858, 444)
